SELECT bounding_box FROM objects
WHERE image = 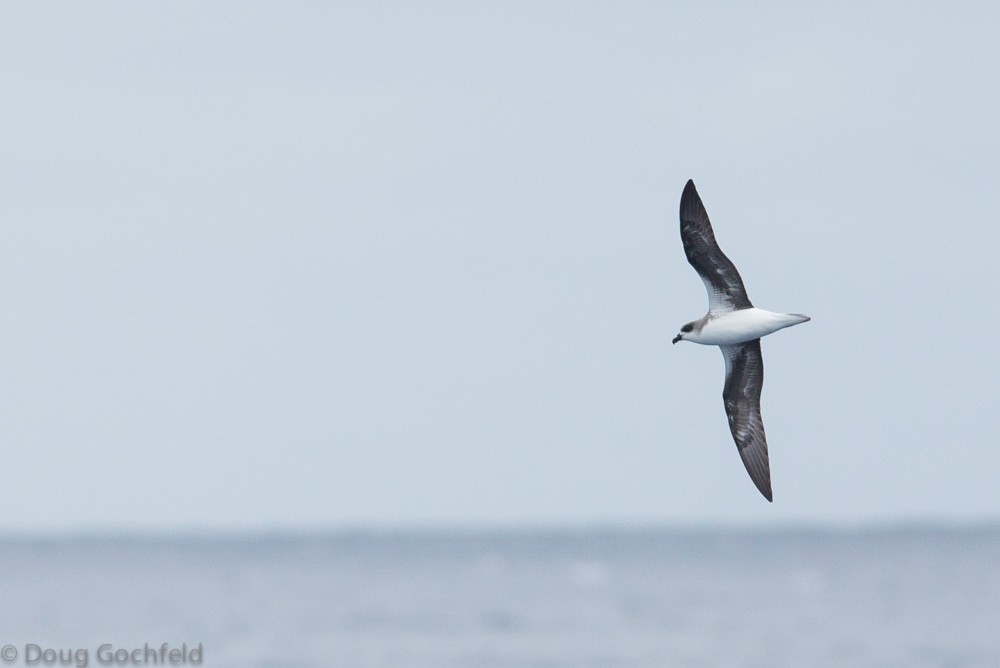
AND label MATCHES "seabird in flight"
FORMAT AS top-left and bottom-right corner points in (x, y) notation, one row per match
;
(673, 180), (809, 501)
